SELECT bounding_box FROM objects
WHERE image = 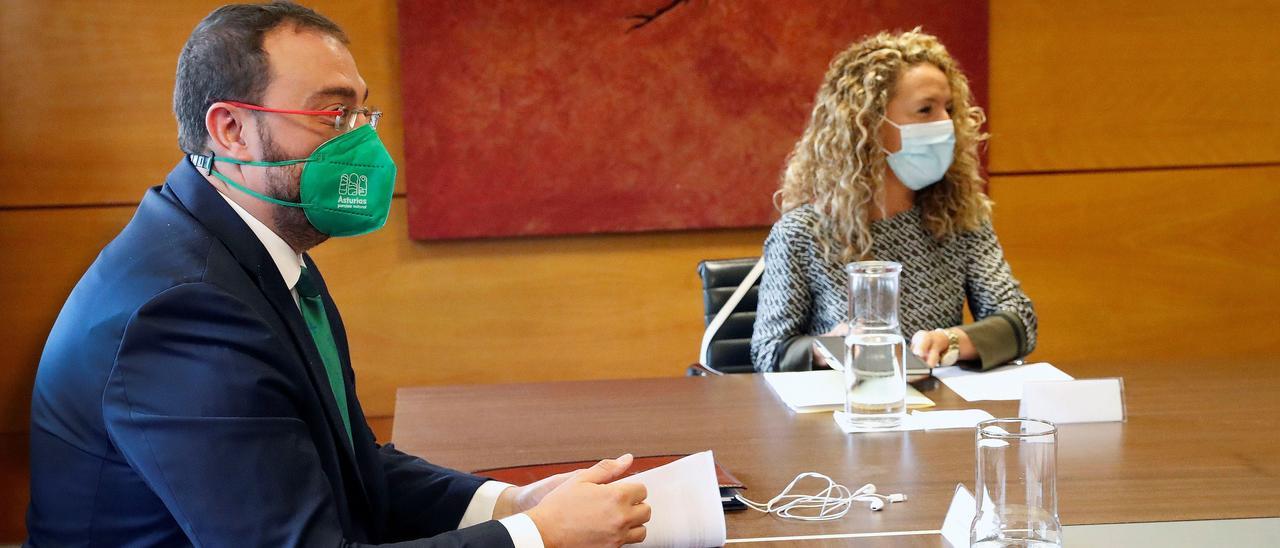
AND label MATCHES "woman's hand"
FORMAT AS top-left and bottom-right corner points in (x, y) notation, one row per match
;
(910, 328), (974, 367)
